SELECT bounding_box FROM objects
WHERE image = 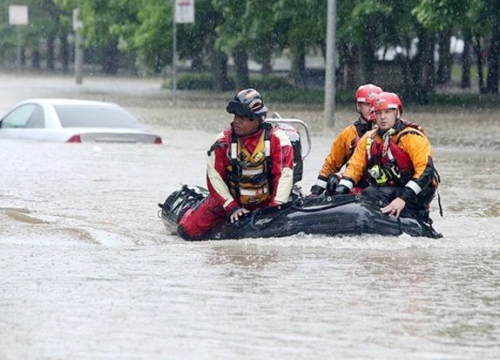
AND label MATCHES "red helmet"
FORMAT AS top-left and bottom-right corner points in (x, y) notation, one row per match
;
(355, 84), (383, 104)
(370, 92), (403, 115)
